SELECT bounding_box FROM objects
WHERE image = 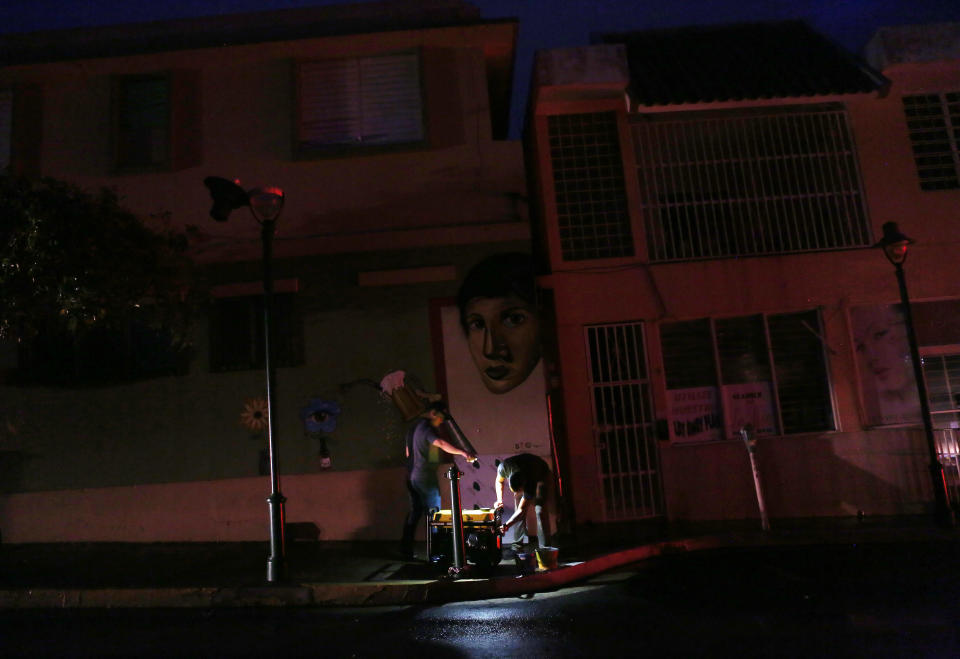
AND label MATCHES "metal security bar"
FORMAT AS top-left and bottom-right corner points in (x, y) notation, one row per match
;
(632, 104), (871, 262)
(585, 322), (662, 520)
(548, 112), (634, 261)
(902, 92), (960, 191)
(934, 430), (960, 509)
